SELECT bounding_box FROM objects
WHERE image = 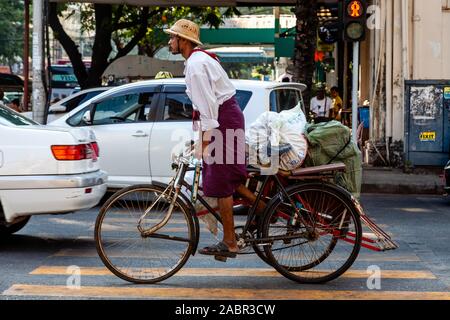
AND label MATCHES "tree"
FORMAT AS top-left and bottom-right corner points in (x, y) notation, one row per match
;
(49, 3), (235, 89)
(0, 0), (25, 69)
(292, 0), (319, 105)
